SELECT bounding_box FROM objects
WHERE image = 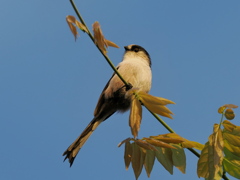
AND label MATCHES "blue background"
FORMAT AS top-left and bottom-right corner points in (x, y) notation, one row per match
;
(1, 0), (239, 179)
